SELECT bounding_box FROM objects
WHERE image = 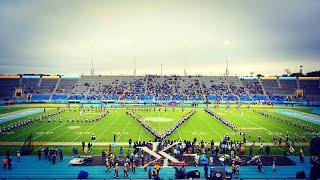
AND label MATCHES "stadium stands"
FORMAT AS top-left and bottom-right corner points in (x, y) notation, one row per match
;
(21, 75), (40, 95)
(0, 76), (20, 99)
(0, 75), (319, 103)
